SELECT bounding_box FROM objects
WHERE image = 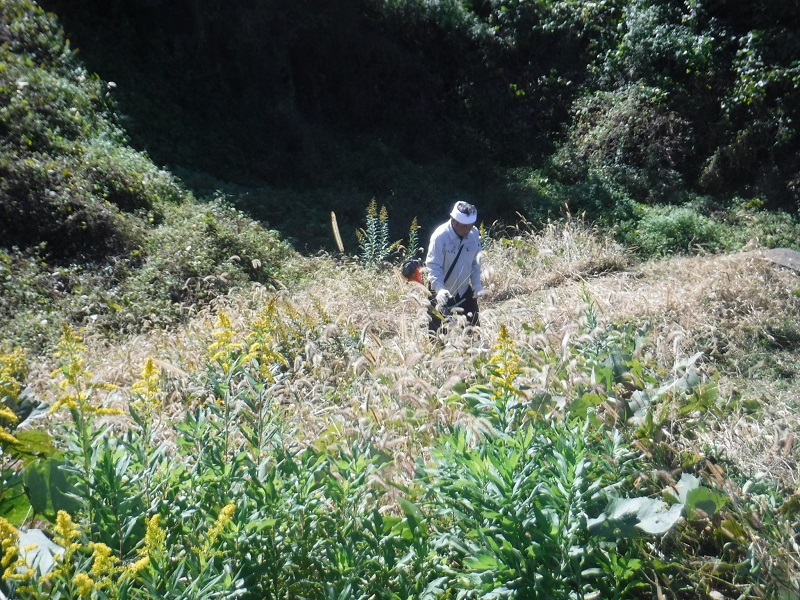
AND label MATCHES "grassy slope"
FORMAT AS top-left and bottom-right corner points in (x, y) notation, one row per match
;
(31, 221), (798, 484)
(16, 220), (798, 596)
